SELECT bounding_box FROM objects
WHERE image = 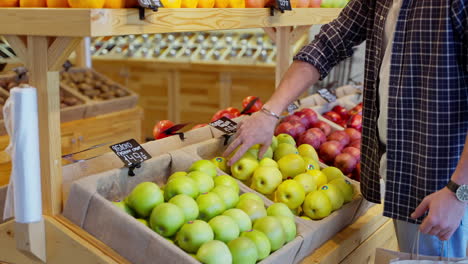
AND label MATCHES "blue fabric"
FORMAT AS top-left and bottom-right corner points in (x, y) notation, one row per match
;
(294, 0), (468, 224)
(393, 209), (468, 258)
